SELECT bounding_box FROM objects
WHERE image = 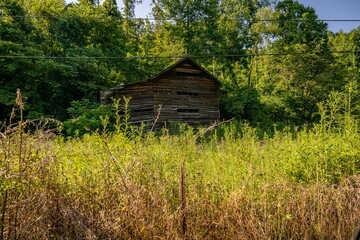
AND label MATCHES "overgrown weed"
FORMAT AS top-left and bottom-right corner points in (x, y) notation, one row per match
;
(0, 90), (359, 239)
